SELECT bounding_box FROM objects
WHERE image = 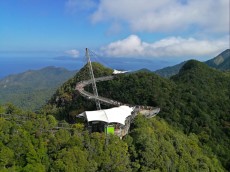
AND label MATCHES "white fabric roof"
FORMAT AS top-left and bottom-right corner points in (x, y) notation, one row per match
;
(113, 69), (128, 74)
(78, 106), (134, 125)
